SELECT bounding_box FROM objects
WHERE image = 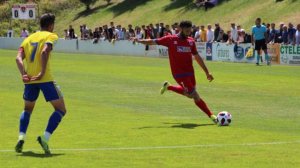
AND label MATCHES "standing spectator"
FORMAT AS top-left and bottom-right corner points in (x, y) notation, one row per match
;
(295, 24), (300, 46)
(153, 23), (160, 38)
(103, 24), (110, 41)
(63, 29), (69, 39)
(200, 25), (207, 42)
(117, 25), (124, 40)
(135, 27), (144, 39)
(237, 29), (245, 44)
(282, 25), (289, 44)
(82, 24), (89, 40)
(276, 22), (284, 43)
(165, 25), (172, 35)
(287, 23), (296, 44)
(206, 24), (214, 43)
(7, 27), (14, 38)
(80, 25), (83, 39)
(251, 18), (270, 65)
(92, 27), (100, 43)
(214, 23), (221, 42)
(20, 28), (29, 38)
(149, 23), (155, 38)
(159, 22), (166, 38)
(230, 23), (238, 43)
(108, 22), (115, 40)
(268, 23), (277, 43)
(128, 24), (135, 38)
(216, 29), (226, 42)
(68, 25), (75, 39)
